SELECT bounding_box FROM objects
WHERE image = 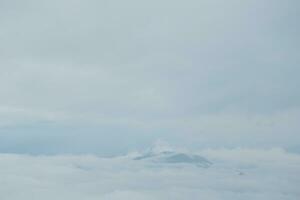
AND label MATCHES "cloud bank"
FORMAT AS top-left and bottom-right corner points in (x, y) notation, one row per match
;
(0, 148), (299, 200)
